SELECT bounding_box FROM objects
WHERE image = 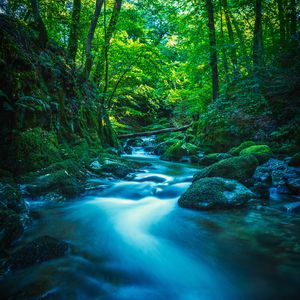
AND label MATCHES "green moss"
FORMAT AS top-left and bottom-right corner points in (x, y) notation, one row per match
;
(289, 152), (300, 167)
(229, 141), (256, 156)
(16, 128), (61, 173)
(193, 155), (259, 184)
(240, 145), (272, 164)
(198, 153), (232, 166)
(161, 141), (198, 161)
